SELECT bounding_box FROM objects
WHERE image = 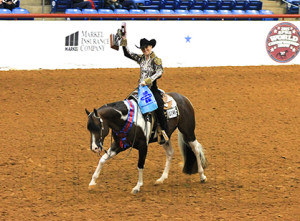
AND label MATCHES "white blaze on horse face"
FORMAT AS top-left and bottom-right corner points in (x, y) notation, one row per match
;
(91, 133), (99, 152)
